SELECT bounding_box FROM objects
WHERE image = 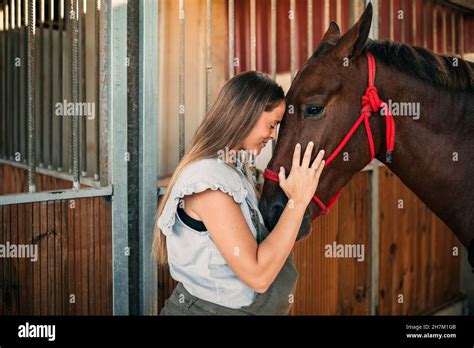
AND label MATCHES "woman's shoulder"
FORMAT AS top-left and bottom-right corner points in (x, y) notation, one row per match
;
(158, 157), (250, 236)
(176, 157), (244, 191)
